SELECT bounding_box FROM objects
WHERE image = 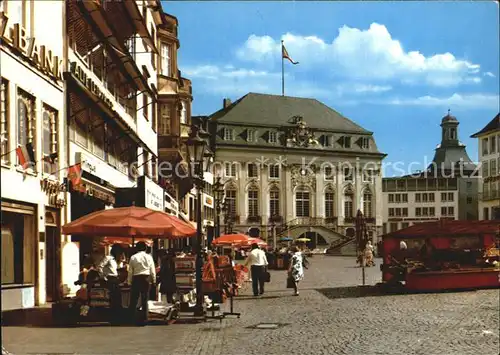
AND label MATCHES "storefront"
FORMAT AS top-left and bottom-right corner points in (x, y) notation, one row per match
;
(1, 200), (37, 310)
